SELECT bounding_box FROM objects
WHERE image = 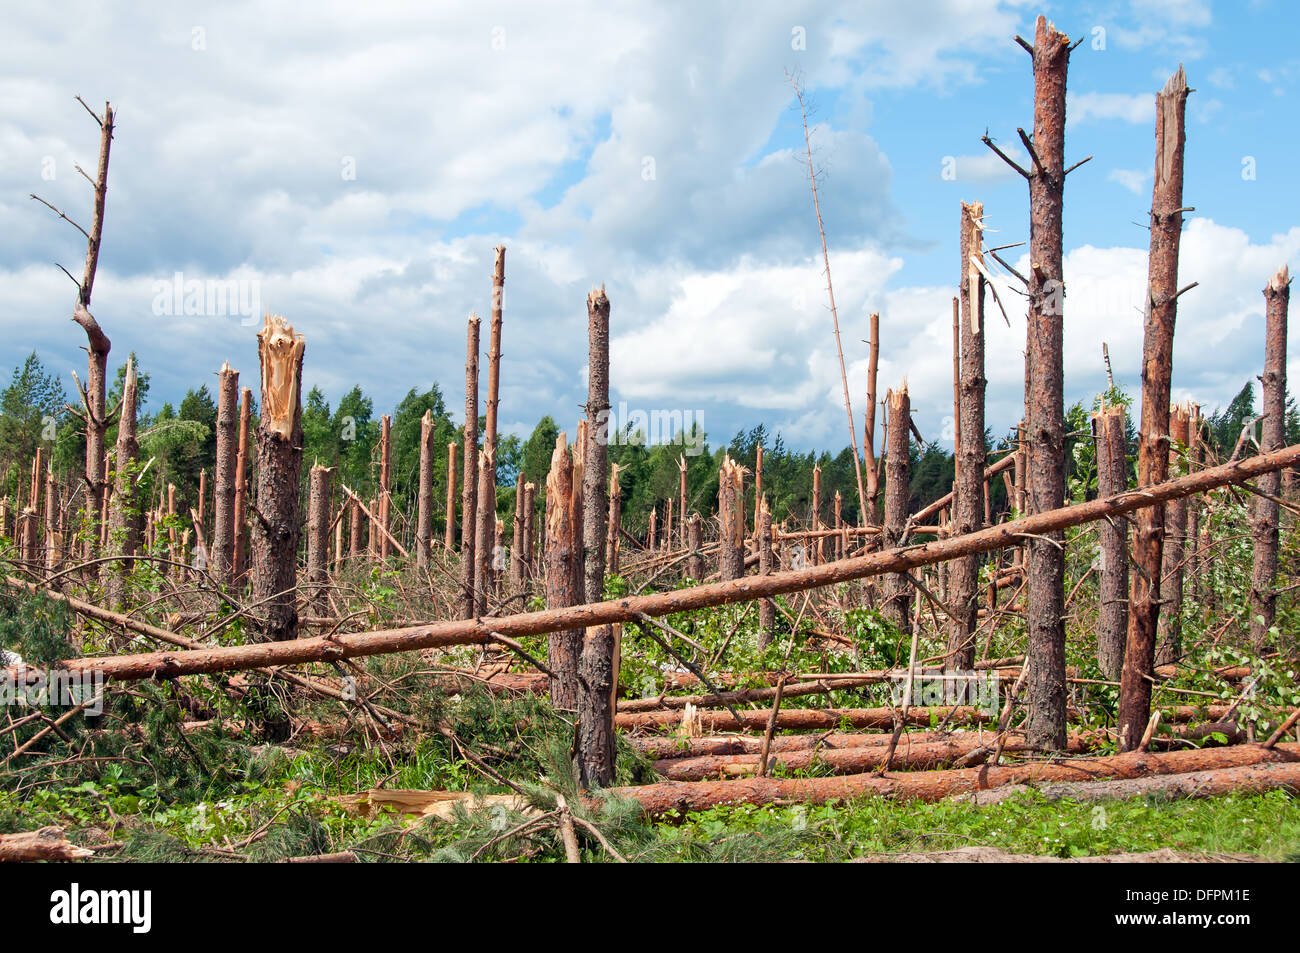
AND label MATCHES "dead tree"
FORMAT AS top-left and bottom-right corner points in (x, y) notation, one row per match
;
(511, 471), (526, 589)
(103, 355), (139, 608)
(249, 314), (305, 642)
(416, 409), (434, 569)
(33, 100), (114, 554)
(758, 496), (775, 648)
(349, 497), (363, 558)
(460, 314), (480, 618)
(1156, 403), (1191, 665)
(211, 363), (239, 585)
(687, 513), (704, 580)
(583, 285), (611, 603)
(864, 312), (881, 524)
(1119, 66), (1190, 752)
(523, 481), (536, 579)
(606, 464), (621, 576)
(717, 456), (745, 580)
(306, 464), (333, 615)
(985, 17), (1077, 750)
(881, 386), (912, 635)
(545, 433), (582, 708)
(1250, 265), (1291, 645)
(444, 441), (457, 551)
(473, 248), (506, 614)
(947, 201), (987, 671)
(1093, 402), (1129, 679)
(811, 463), (822, 566)
(378, 414), (392, 560)
(233, 386), (252, 582)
